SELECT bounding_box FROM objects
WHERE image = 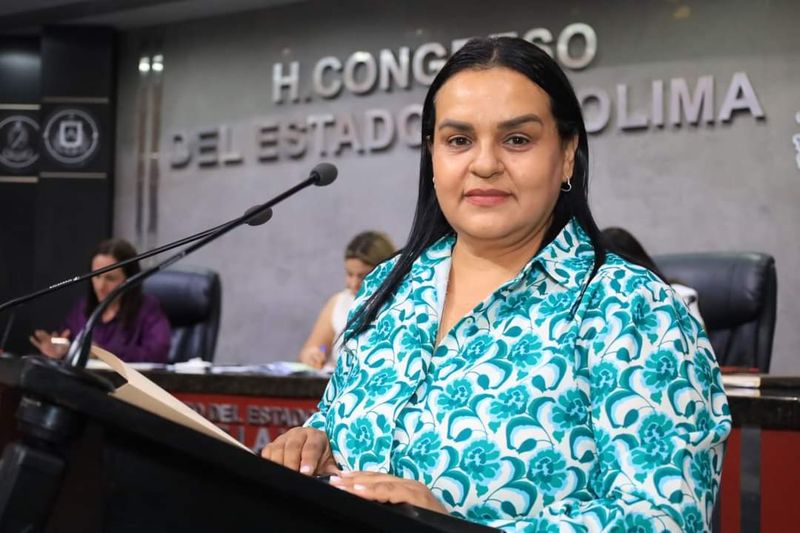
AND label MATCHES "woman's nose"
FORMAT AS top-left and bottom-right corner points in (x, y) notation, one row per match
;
(468, 142), (504, 179)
